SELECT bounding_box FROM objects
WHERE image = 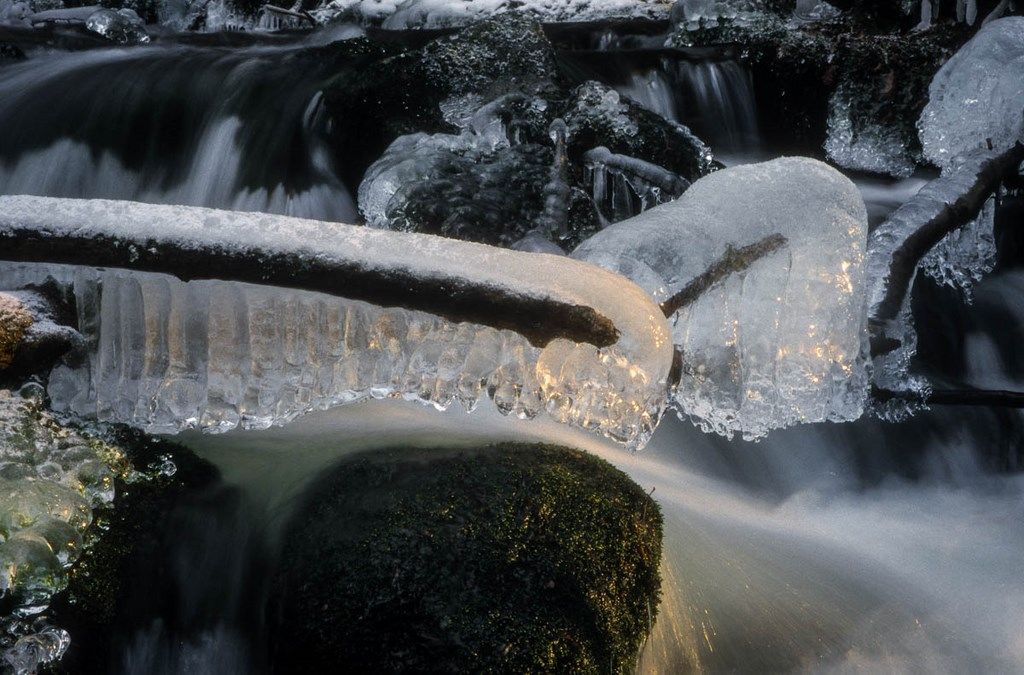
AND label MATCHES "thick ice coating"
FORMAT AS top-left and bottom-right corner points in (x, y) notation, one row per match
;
(918, 17), (1024, 168)
(0, 196), (673, 448)
(575, 157), (870, 440)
